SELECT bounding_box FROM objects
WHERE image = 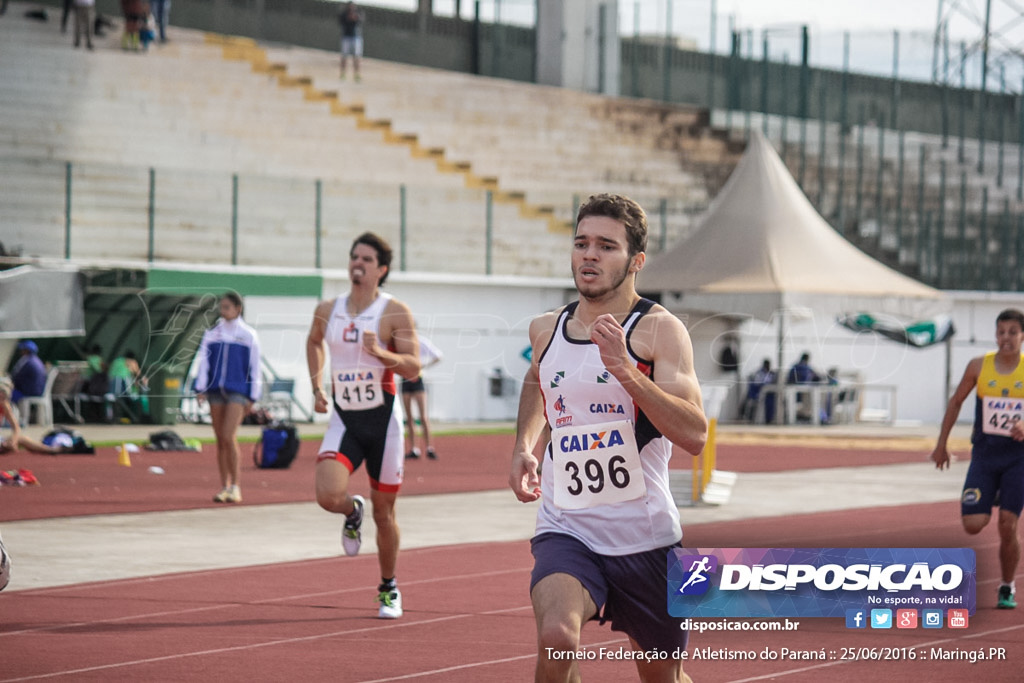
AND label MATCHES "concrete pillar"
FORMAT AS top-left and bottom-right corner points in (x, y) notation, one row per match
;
(536, 0), (619, 96)
(417, 0), (432, 32)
